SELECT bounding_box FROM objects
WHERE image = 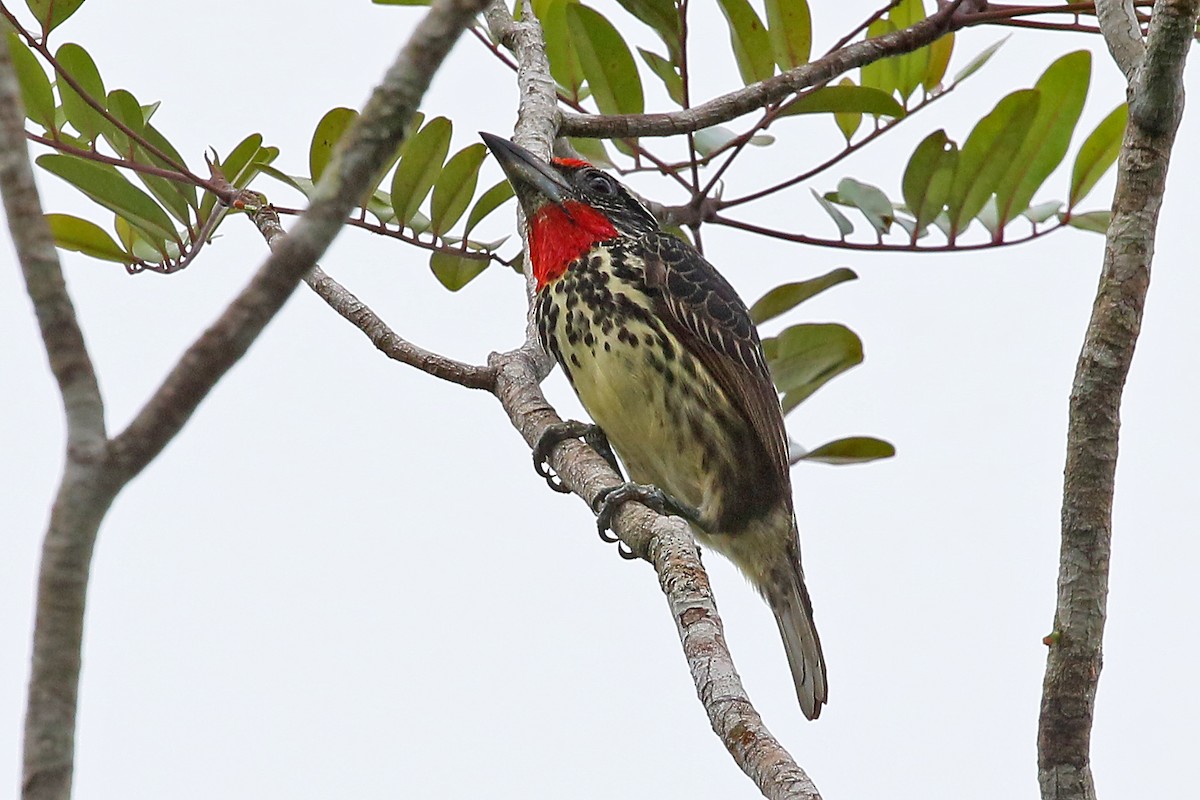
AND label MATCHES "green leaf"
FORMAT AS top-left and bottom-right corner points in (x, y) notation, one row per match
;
(1064, 210), (1110, 233)
(37, 154), (177, 246)
(764, 0), (811, 70)
(309, 107), (358, 183)
(765, 323), (863, 410)
(994, 51), (1091, 228)
(45, 213), (130, 263)
(778, 84), (904, 118)
(638, 47), (683, 106)
(945, 89), (1039, 239)
(102, 88), (142, 154)
(615, 0), (681, 61)
(953, 36), (1007, 83)
(902, 129), (957, 236)
(836, 177), (893, 236)
(1069, 103), (1127, 208)
(463, 179), (515, 237)
(924, 31), (953, 90)
(430, 250), (489, 291)
(219, 133), (265, 189)
(390, 116), (451, 227)
(567, 137), (614, 168)
(693, 125), (739, 156)
(430, 143), (487, 235)
(6, 33), (55, 130)
(717, 0), (774, 85)
(830, 78), (861, 141)
(55, 42), (107, 142)
(566, 5), (644, 115)
(796, 436), (895, 464)
(25, 0), (86, 34)
(138, 121), (199, 212)
(860, 19), (898, 97)
(812, 188), (854, 237)
(533, 0), (585, 101)
(890, 0), (928, 101)
(750, 267), (857, 325)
